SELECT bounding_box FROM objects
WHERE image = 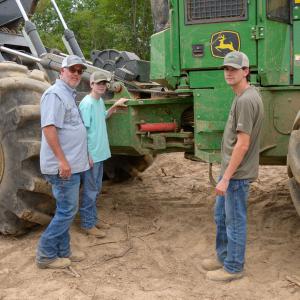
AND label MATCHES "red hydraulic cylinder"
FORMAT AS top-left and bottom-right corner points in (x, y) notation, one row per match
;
(139, 122), (177, 132)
